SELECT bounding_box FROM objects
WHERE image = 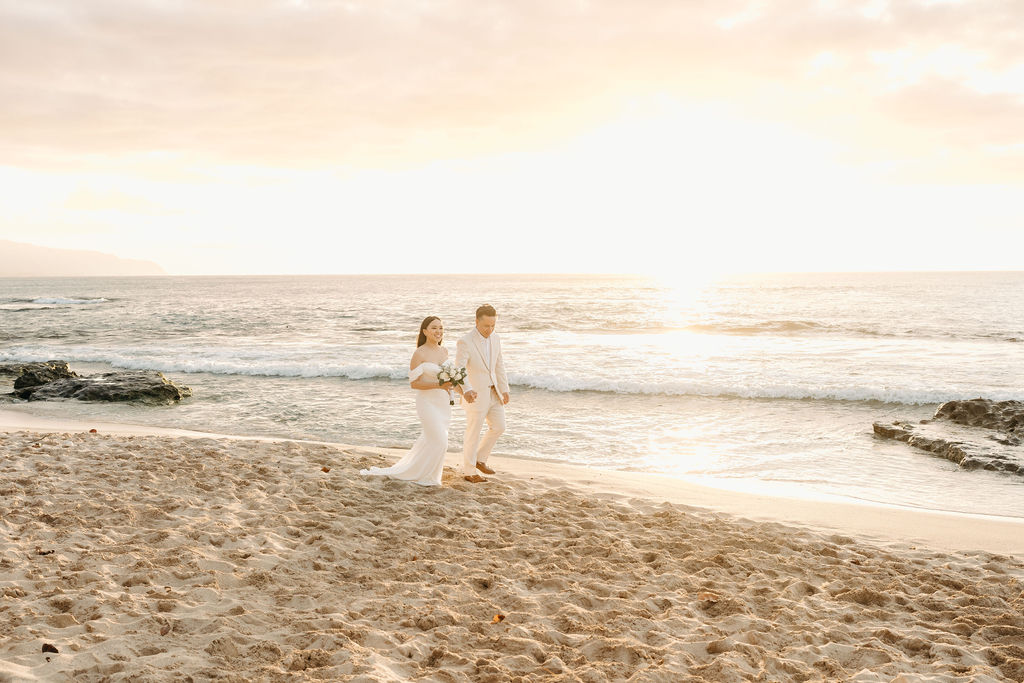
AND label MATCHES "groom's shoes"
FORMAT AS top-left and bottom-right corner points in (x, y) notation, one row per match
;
(476, 463), (496, 475)
(464, 474), (487, 483)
